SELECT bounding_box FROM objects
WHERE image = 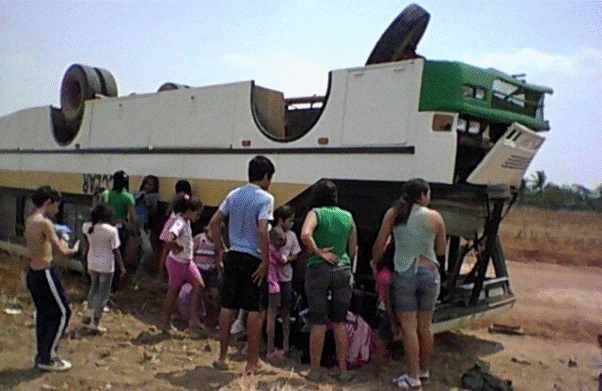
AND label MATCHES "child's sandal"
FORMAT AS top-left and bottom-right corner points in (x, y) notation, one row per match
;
(395, 374), (422, 390)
